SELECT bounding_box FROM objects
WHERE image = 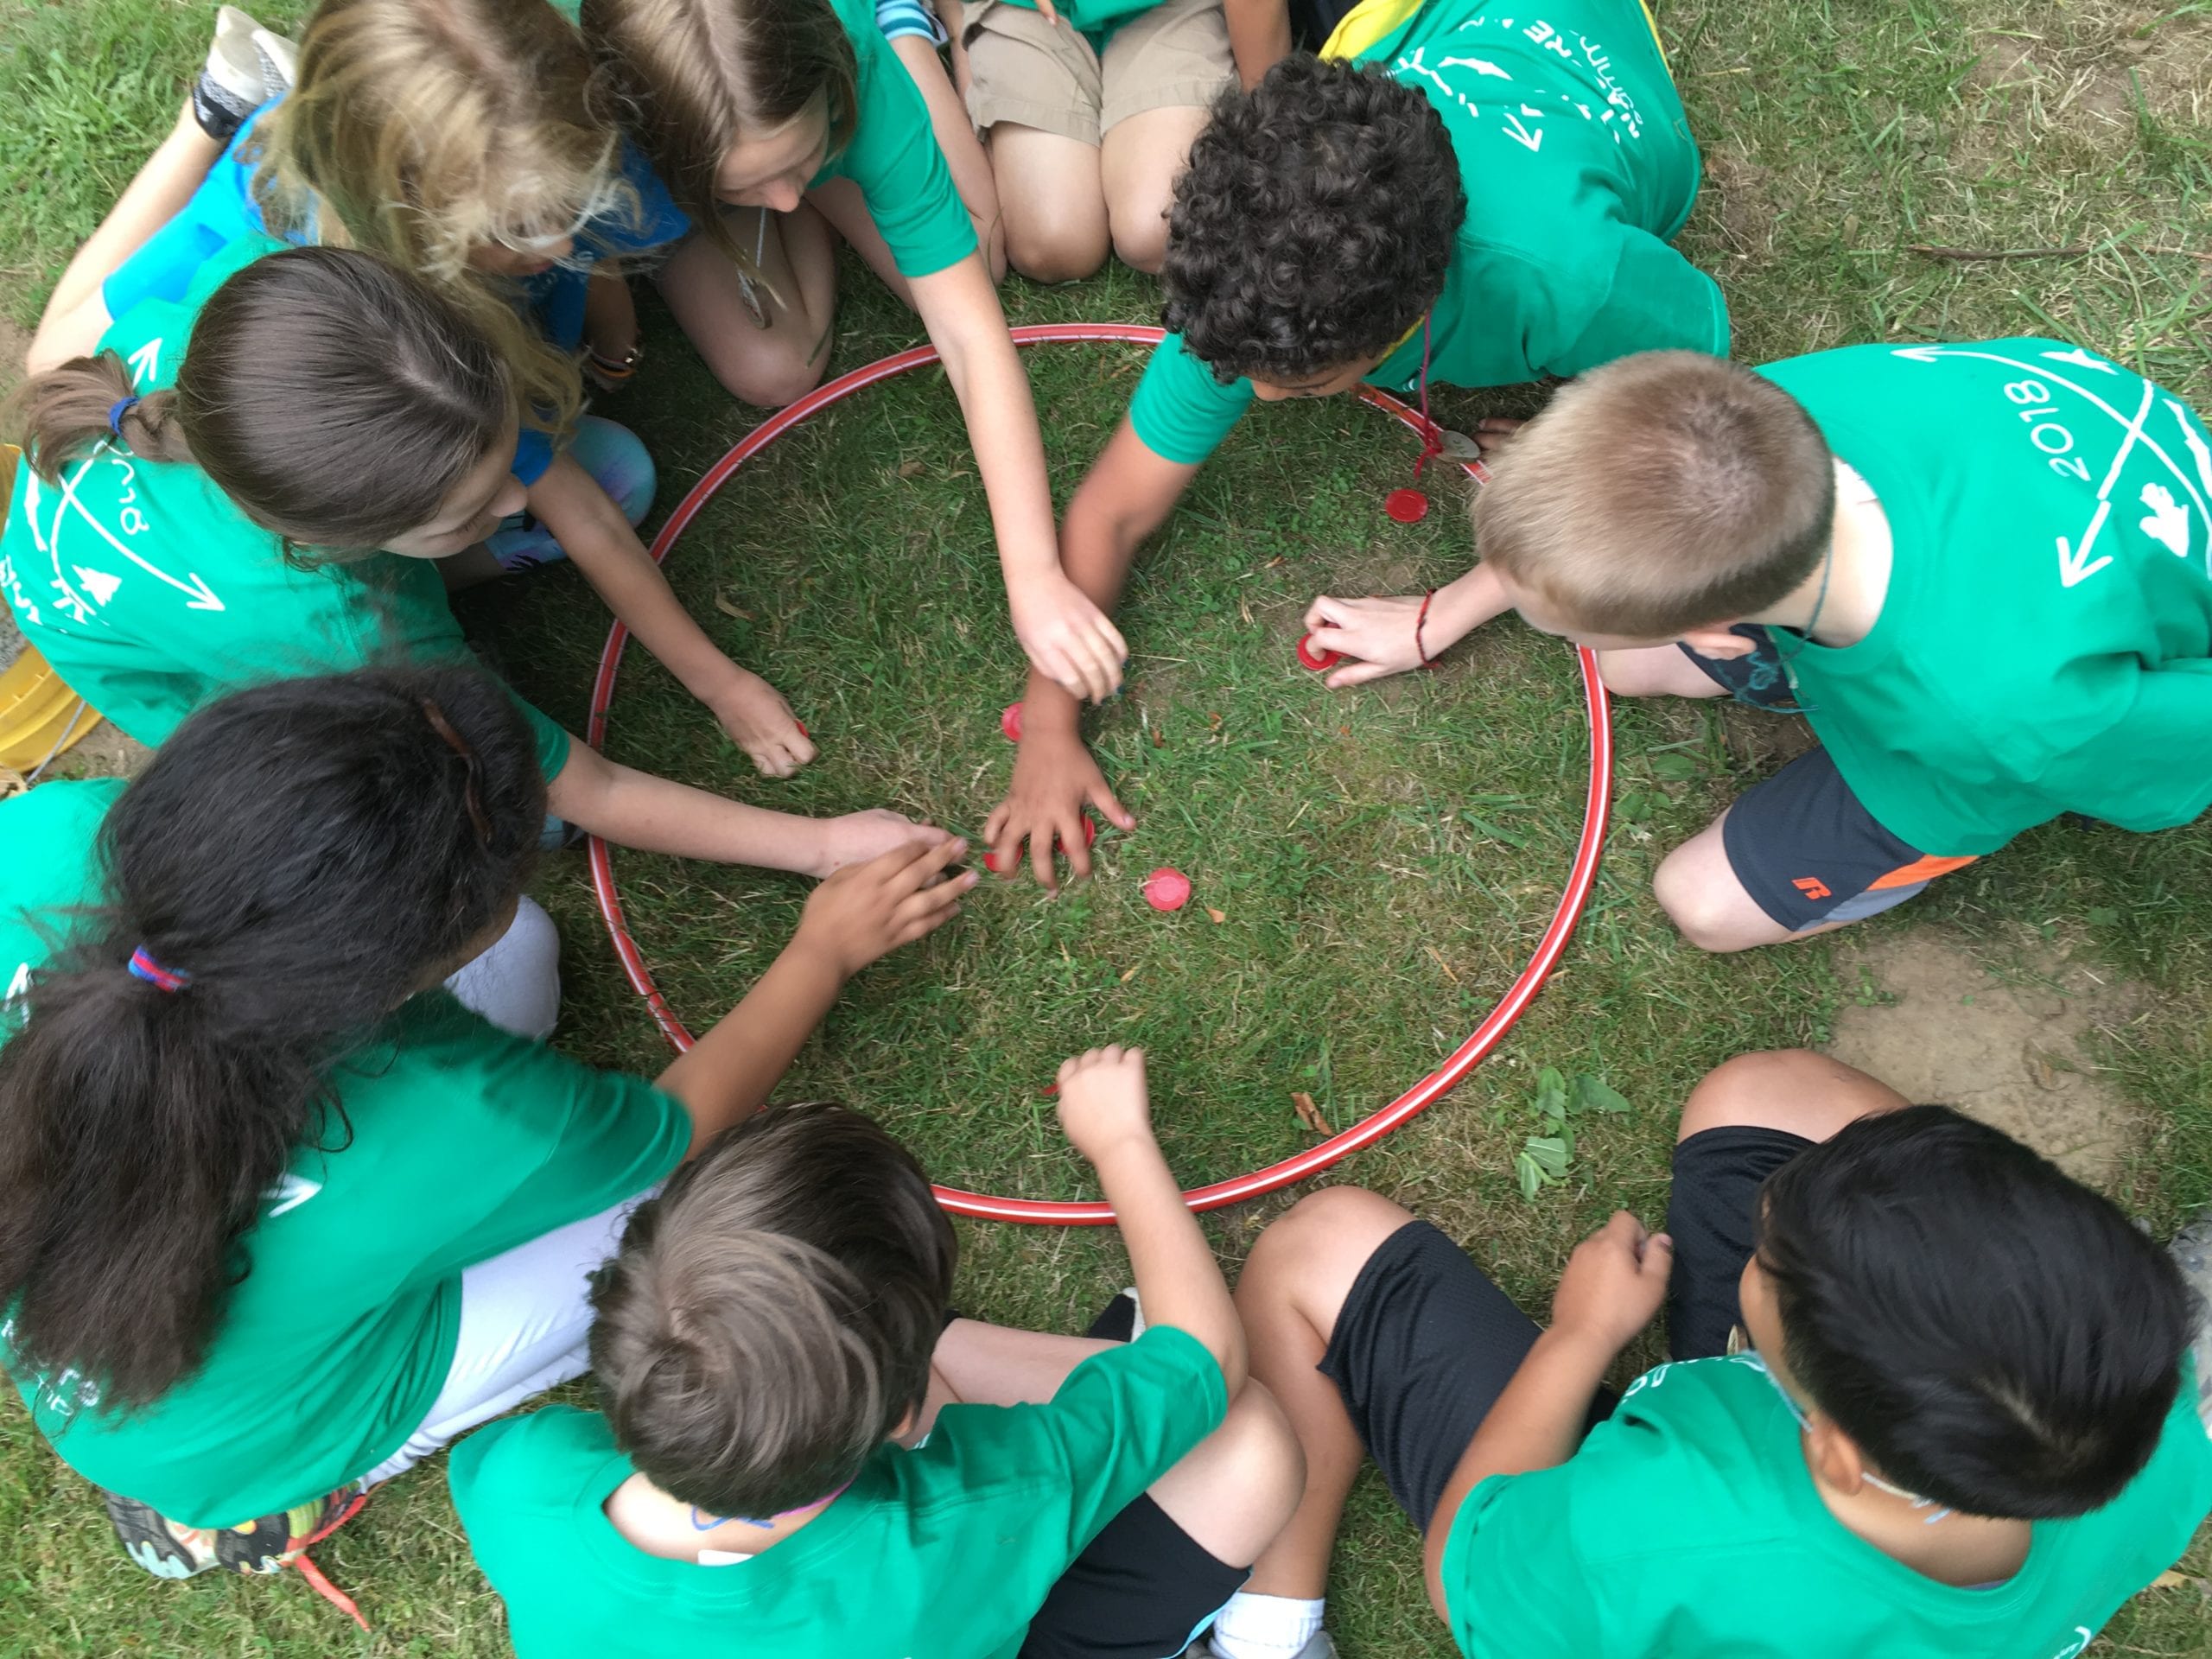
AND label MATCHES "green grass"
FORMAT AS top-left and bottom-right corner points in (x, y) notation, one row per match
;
(3, 0), (2210, 1654)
